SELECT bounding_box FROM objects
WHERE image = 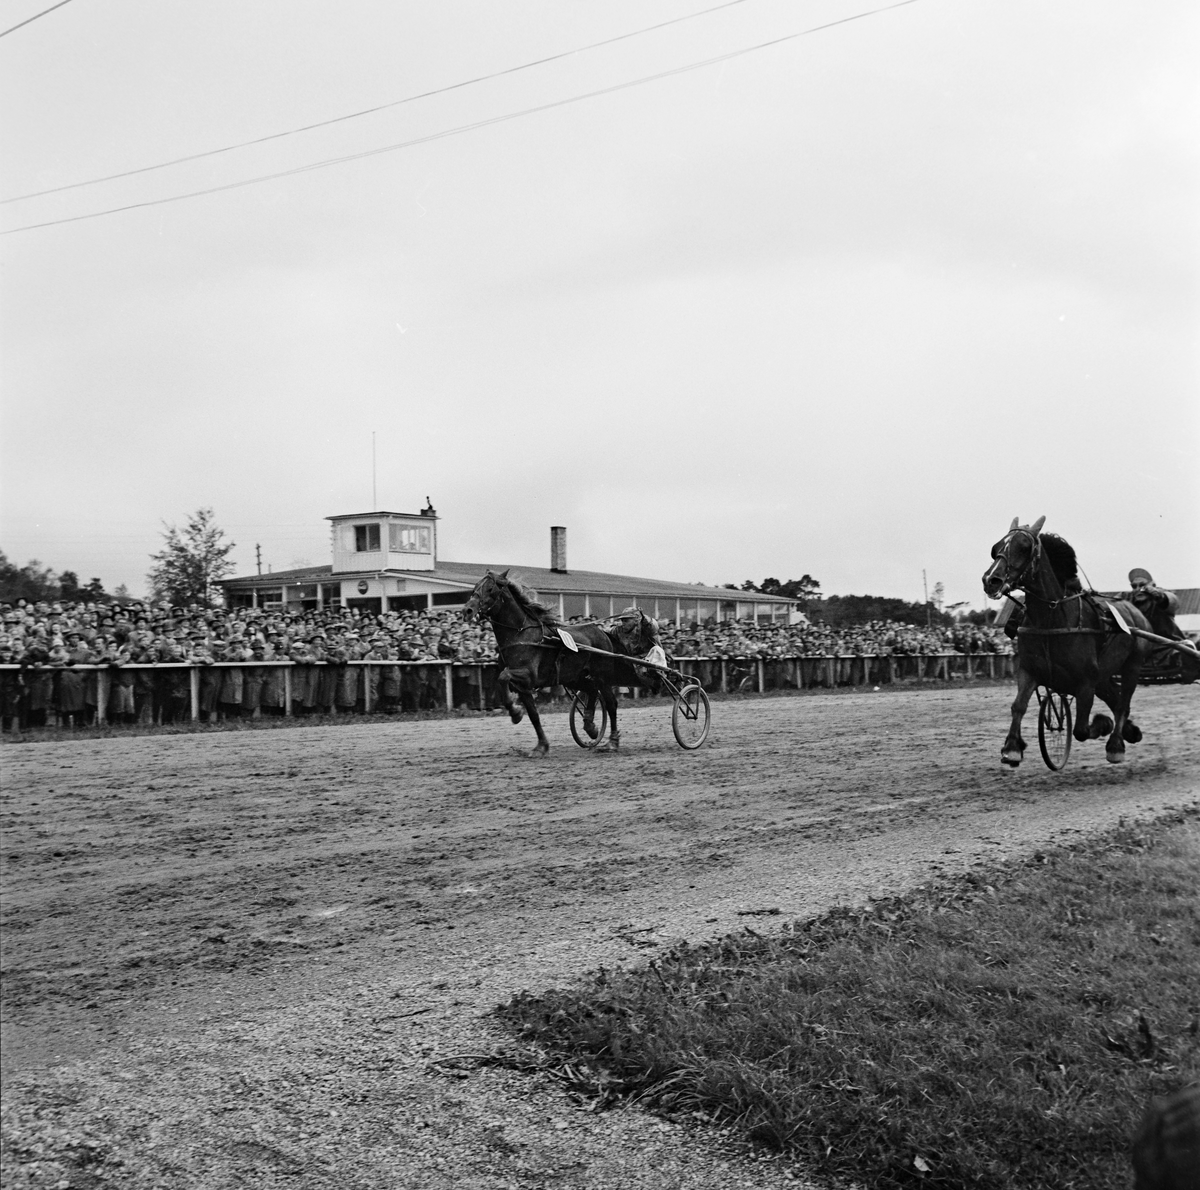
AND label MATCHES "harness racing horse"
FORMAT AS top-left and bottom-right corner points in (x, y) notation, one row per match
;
(982, 517), (1151, 766)
(462, 570), (631, 755)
